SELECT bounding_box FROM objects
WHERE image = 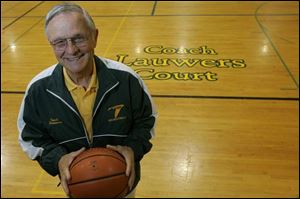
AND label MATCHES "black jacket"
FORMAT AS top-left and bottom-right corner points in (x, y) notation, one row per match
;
(17, 56), (157, 188)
